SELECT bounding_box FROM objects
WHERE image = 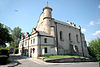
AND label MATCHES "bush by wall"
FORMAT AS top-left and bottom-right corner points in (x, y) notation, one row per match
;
(88, 38), (100, 64)
(0, 48), (9, 65)
(0, 48), (9, 57)
(0, 55), (8, 65)
(15, 48), (18, 54)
